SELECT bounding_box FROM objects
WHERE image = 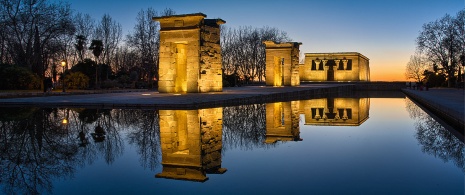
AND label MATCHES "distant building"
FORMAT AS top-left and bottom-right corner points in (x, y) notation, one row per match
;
(300, 52), (370, 82)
